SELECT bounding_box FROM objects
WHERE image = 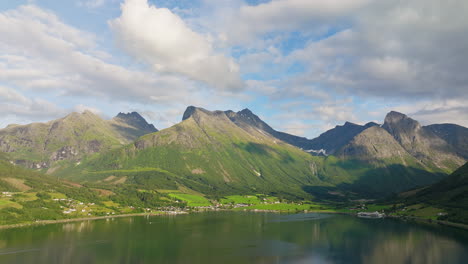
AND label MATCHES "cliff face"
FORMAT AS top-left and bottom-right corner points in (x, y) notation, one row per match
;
(382, 111), (464, 170)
